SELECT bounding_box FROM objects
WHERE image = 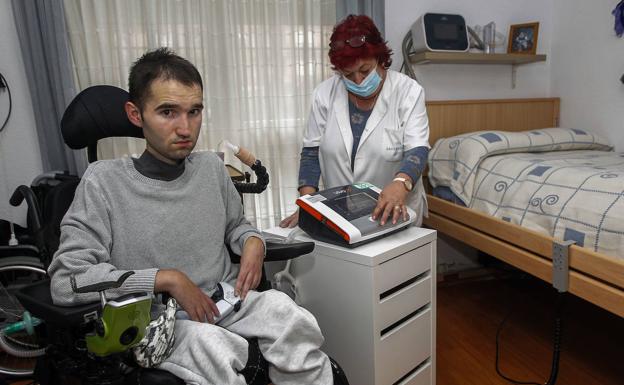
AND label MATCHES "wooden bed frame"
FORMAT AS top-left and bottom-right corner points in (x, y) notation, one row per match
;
(423, 98), (624, 317)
